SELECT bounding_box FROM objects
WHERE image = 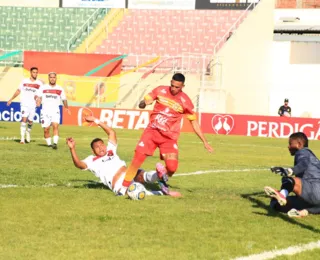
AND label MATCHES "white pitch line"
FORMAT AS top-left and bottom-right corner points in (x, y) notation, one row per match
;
(0, 184), (18, 188)
(0, 168), (267, 189)
(0, 136), (285, 148)
(0, 183), (72, 189)
(233, 240), (320, 260)
(174, 168), (267, 177)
